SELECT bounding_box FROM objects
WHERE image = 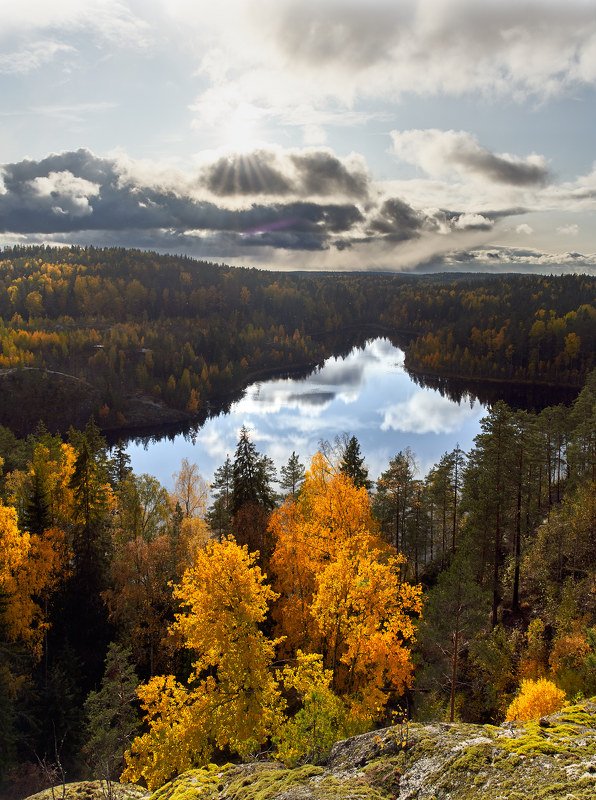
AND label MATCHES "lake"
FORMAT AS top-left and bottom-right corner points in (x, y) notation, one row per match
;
(125, 337), (489, 490)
